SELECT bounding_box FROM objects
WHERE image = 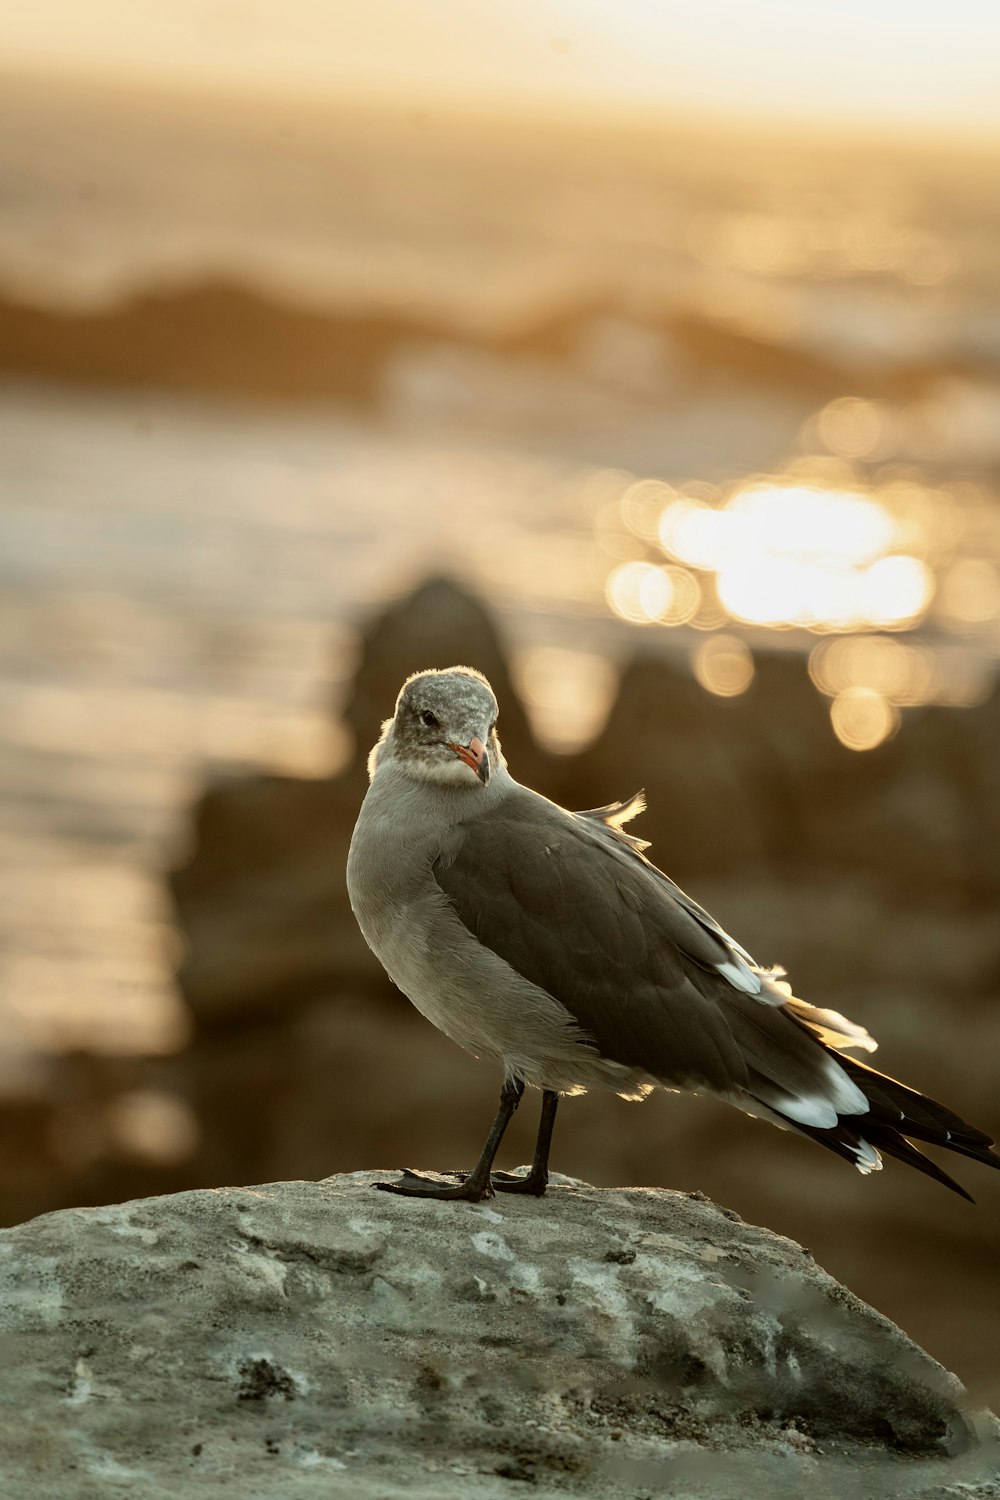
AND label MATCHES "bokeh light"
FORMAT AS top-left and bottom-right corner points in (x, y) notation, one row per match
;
(860, 555), (934, 627)
(937, 558), (1000, 629)
(817, 398), (894, 461)
(606, 561), (669, 623)
(600, 452), (988, 746)
(809, 635), (934, 706)
(512, 647), (617, 754)
(656, 480), (932, 633)
(606, 561), (700, 626)
(692, 635), (755, 697)
(726, 484), (896, 566)
(658, 498), (724, 572)
(830, 687), (900, 752)
(107, 1089), (200, 1165)
(620, 478), (677, 542)
(660, 567), (701, 625)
